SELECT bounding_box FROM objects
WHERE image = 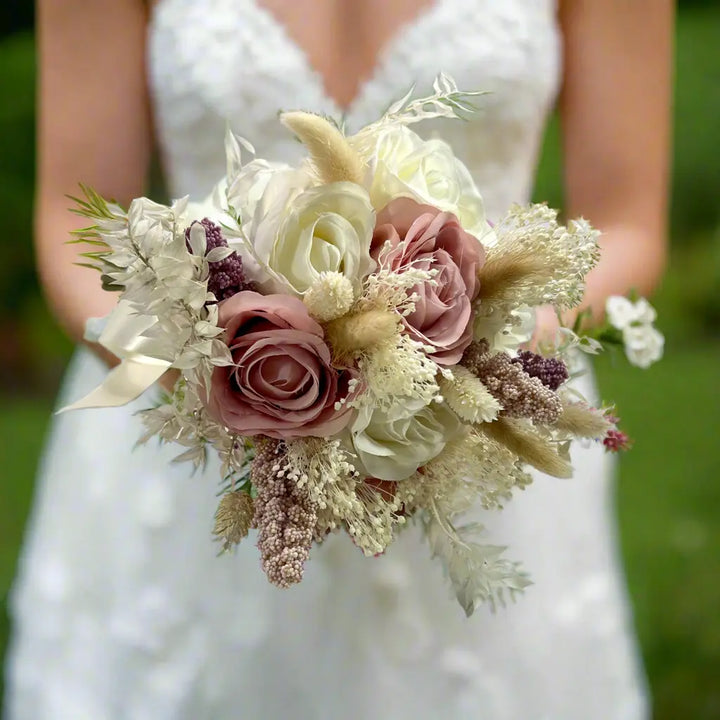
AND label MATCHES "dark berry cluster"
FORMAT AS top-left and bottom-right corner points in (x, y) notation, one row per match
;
(511, 350), (569, 391)
(186, 218), (247, 301)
